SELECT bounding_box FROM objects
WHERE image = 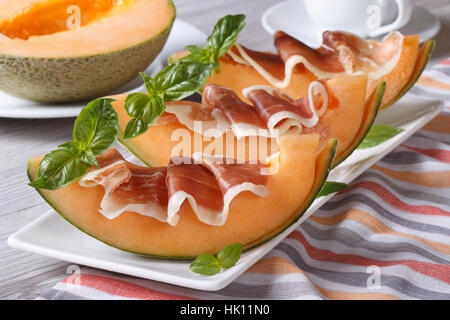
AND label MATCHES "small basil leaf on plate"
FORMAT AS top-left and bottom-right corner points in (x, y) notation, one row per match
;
(152, 61), (215, 101)
(206, 14), (246, 62)
(317, 181), (349, 198)
(29, 149), (91, 190)
(123, 93), (165, 139)
(358, 124), (404, 149)
(190, 254), (222, 276)
(72, 98), (118, 155)
(217, 243), (242, 269)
